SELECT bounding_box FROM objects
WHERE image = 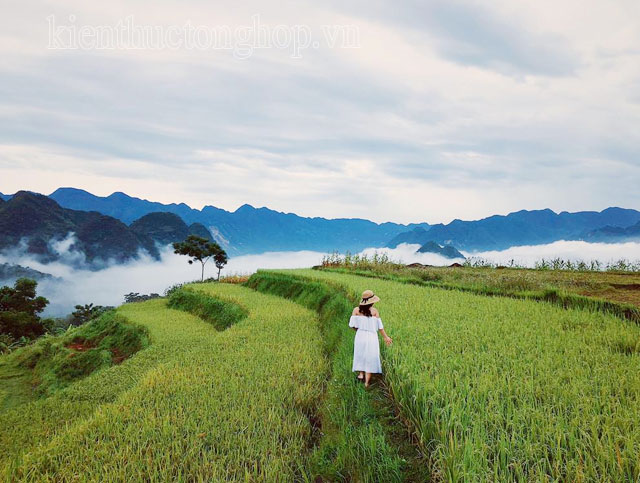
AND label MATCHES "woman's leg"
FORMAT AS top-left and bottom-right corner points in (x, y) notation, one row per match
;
(357, 371), (364, 379)
(364, 372), (372, 387)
